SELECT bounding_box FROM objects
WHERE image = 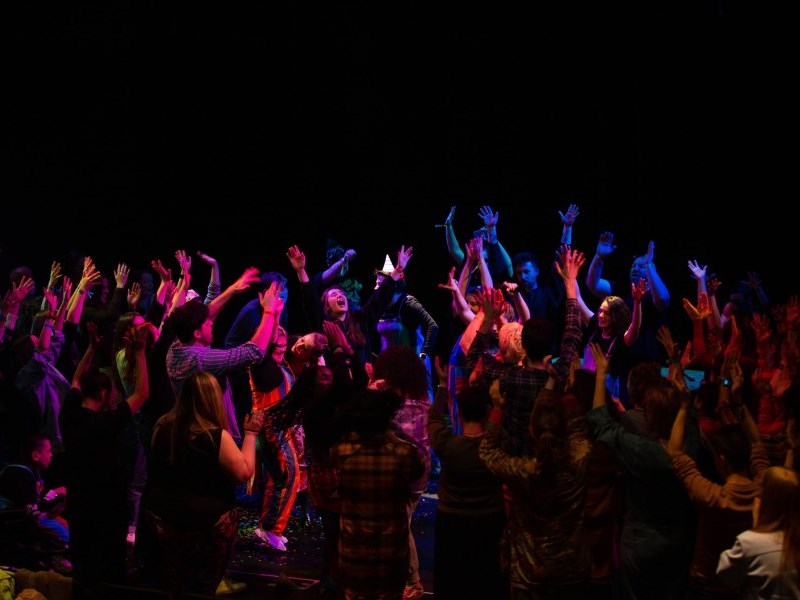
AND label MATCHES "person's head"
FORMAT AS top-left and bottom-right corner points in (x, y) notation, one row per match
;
(498, 321), (524, 365)
(457, 385), (492, 425)
(513, 252), (540, 292)
(175, 371), (228, 431)
(464, 285), (483, 315)
(257, 272), (289, 304)
(564, 368), (597, 415)
(113, 311), (146, 352)
(322, 286), (349, 319)
(598, 296), (631, 336)
(98, 276), (111, 305)
(372, 345), (429, 400)
(374, 254), (404, 292)
(172, 301), (212, 345)
(24, 433), (53, 470)
(343, 387), (404, 439)
(528, 392), (569, 478)
(140, 271), (155, 295)
(707, 424), (751, 476)
(629, 255), (650, 285)
(290, 332), (328, 365)
(626, 361), (665, 409)
(270, 326), (289, 363)
(754, 466), (800, 574)
(521, 317), (555, 363)
(642, 383), (681, 440)
(79, 366), (116, 409)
